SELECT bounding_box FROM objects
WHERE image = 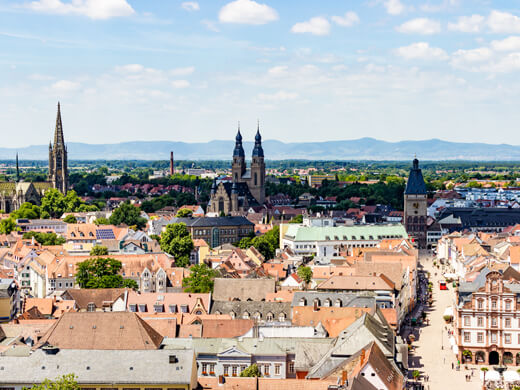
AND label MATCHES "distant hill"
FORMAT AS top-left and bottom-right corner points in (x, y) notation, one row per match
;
(2, 137), (520, 160)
